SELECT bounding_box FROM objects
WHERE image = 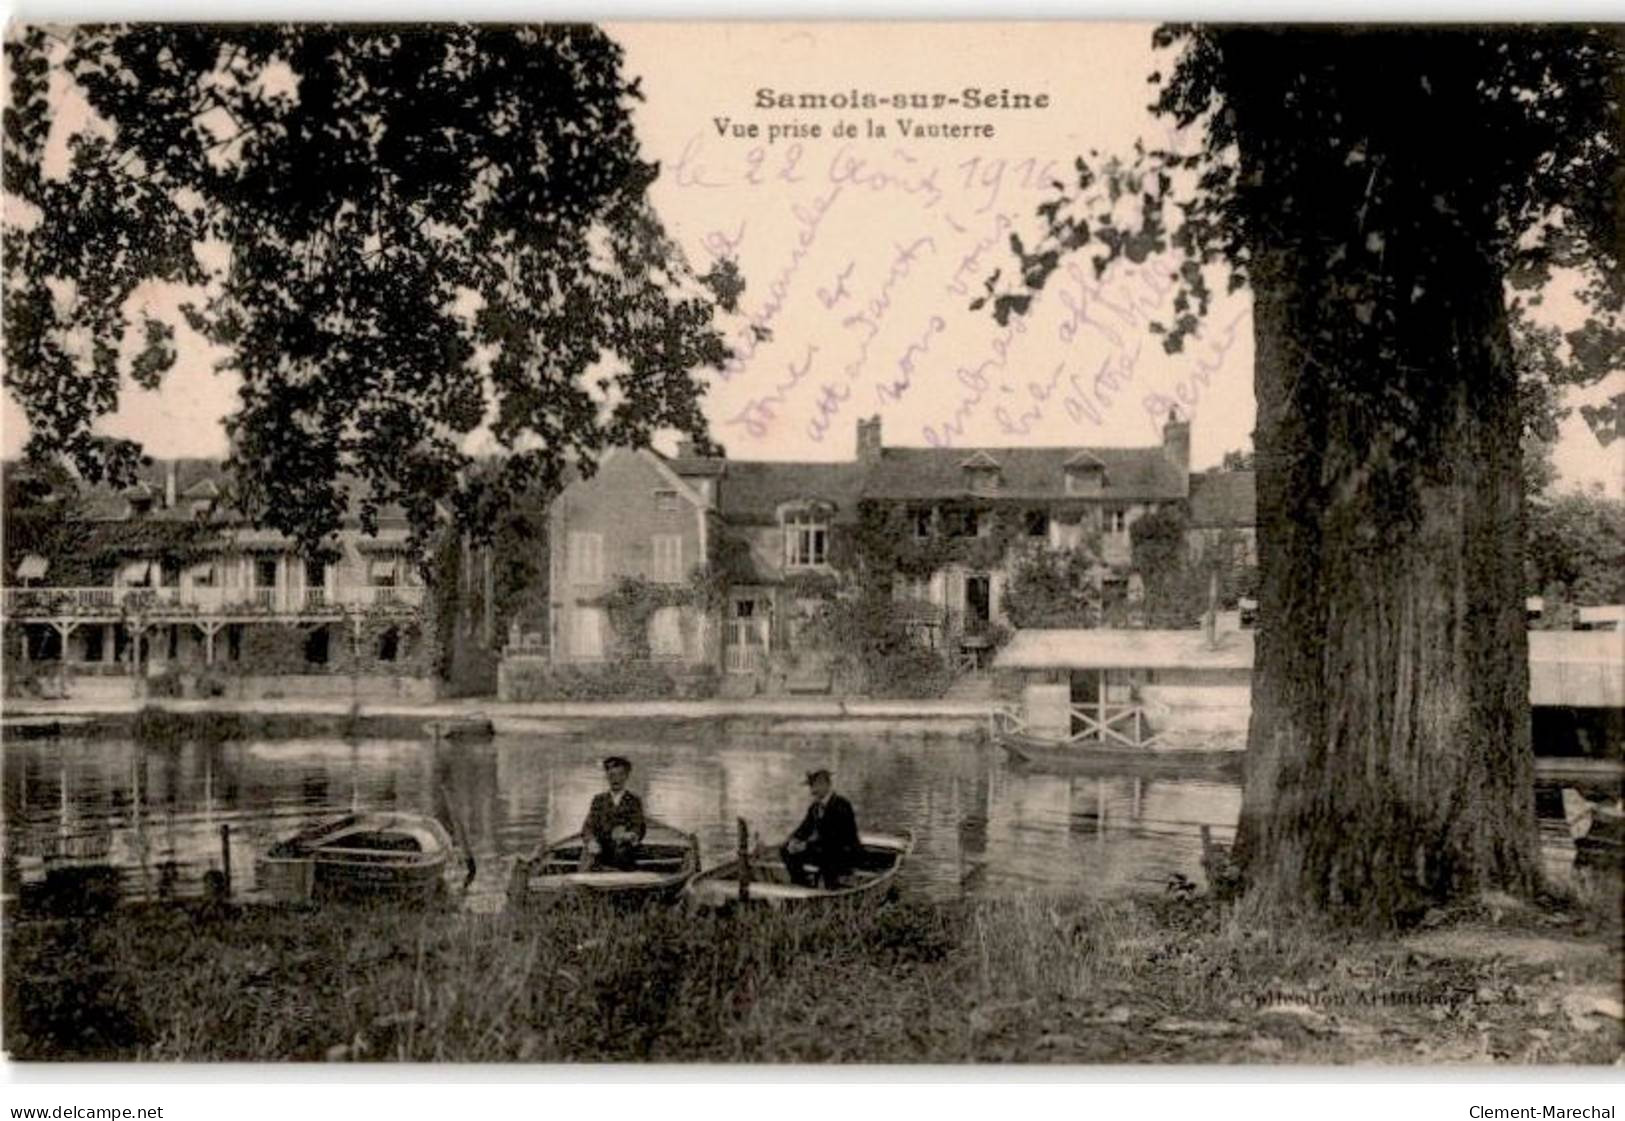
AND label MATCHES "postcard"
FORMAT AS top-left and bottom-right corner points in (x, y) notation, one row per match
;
(2, 21), (1620, 1073)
